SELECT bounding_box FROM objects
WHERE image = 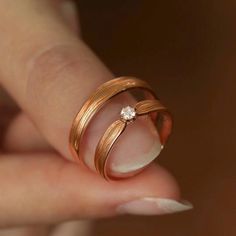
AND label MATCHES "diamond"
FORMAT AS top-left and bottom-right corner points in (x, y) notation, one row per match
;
(120, 106), (136, 121)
